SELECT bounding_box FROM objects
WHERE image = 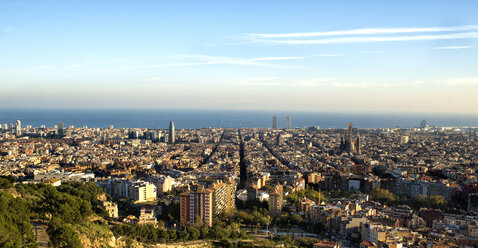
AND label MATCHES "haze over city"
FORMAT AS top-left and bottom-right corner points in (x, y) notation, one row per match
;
(1, 0), (478, 113)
